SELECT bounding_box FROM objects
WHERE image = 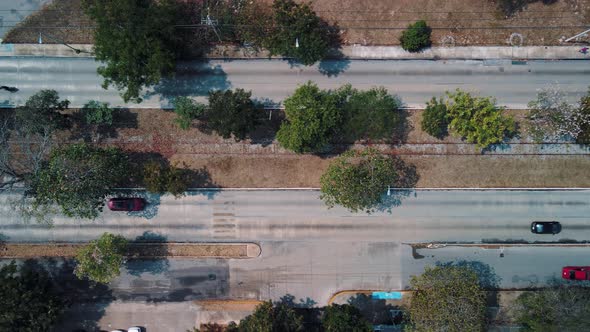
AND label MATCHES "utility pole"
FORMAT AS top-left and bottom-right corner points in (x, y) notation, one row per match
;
(564, 28), (590, 43)
(201, 8), (222, 43)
